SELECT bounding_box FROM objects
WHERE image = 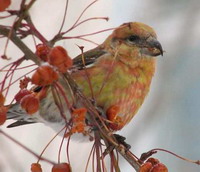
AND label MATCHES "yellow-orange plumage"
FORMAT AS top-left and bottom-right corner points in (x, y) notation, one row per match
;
(72, 51), (156, 130)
